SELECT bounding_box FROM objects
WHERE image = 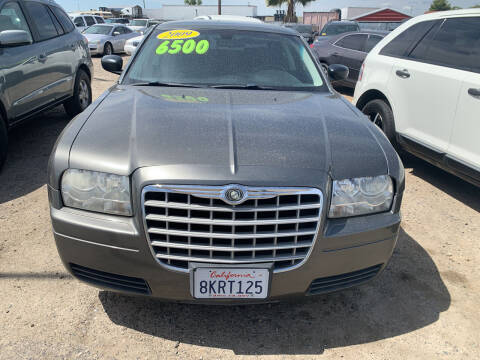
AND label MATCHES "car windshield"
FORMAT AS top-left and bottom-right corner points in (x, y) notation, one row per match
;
(322, 24), (358, 35)
(131, 19), (147, 26)
(124, 29), (324, 90)
(286, 24), (313, 33)
(83, 25), (112, 34)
